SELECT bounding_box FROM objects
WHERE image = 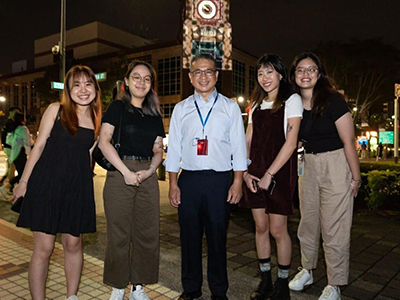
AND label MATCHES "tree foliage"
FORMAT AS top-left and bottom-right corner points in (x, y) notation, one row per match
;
(314, 39), (400, 128)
